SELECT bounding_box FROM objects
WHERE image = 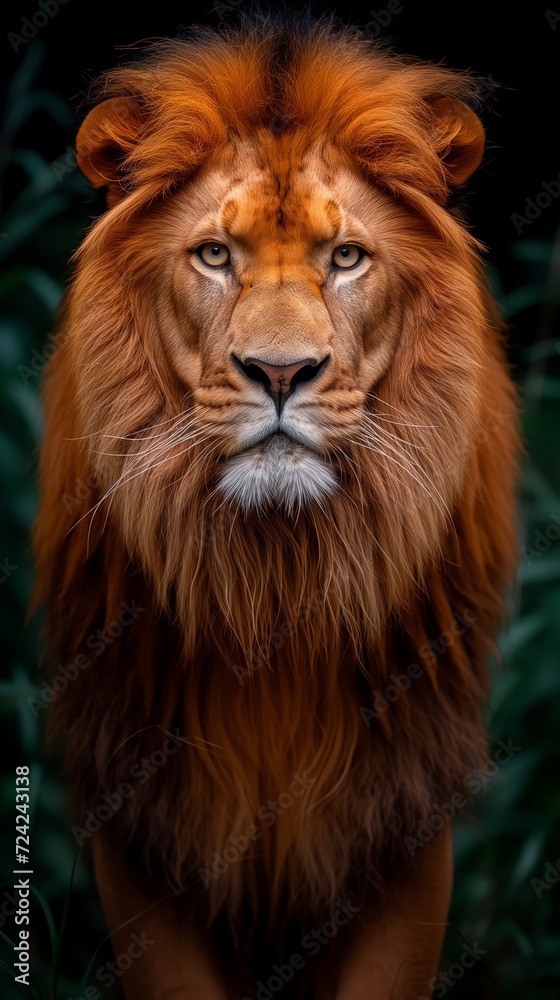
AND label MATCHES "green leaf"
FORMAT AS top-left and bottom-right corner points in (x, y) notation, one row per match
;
(500, 284), (560, 316)
(519, 555), (560, 584)
(6, 150), (51, 187)
(510, 240), (555, 264)
(498, 919), (535, 957)
(2, 42), (45, 133)
(499, 613), (545, 656)
(507, 832), (547, 892)
(50, 847), (80, 1000)
(525, 377), (560, 400)
(4, 91), (71, 139)
(520, 339), (560, 362)
(0, 198), (69, 259)
(29, 887), (57, 970)
(0, 959), (38, 1000)
(522, 465), (560, 505)
(78, 889), (178, 993)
